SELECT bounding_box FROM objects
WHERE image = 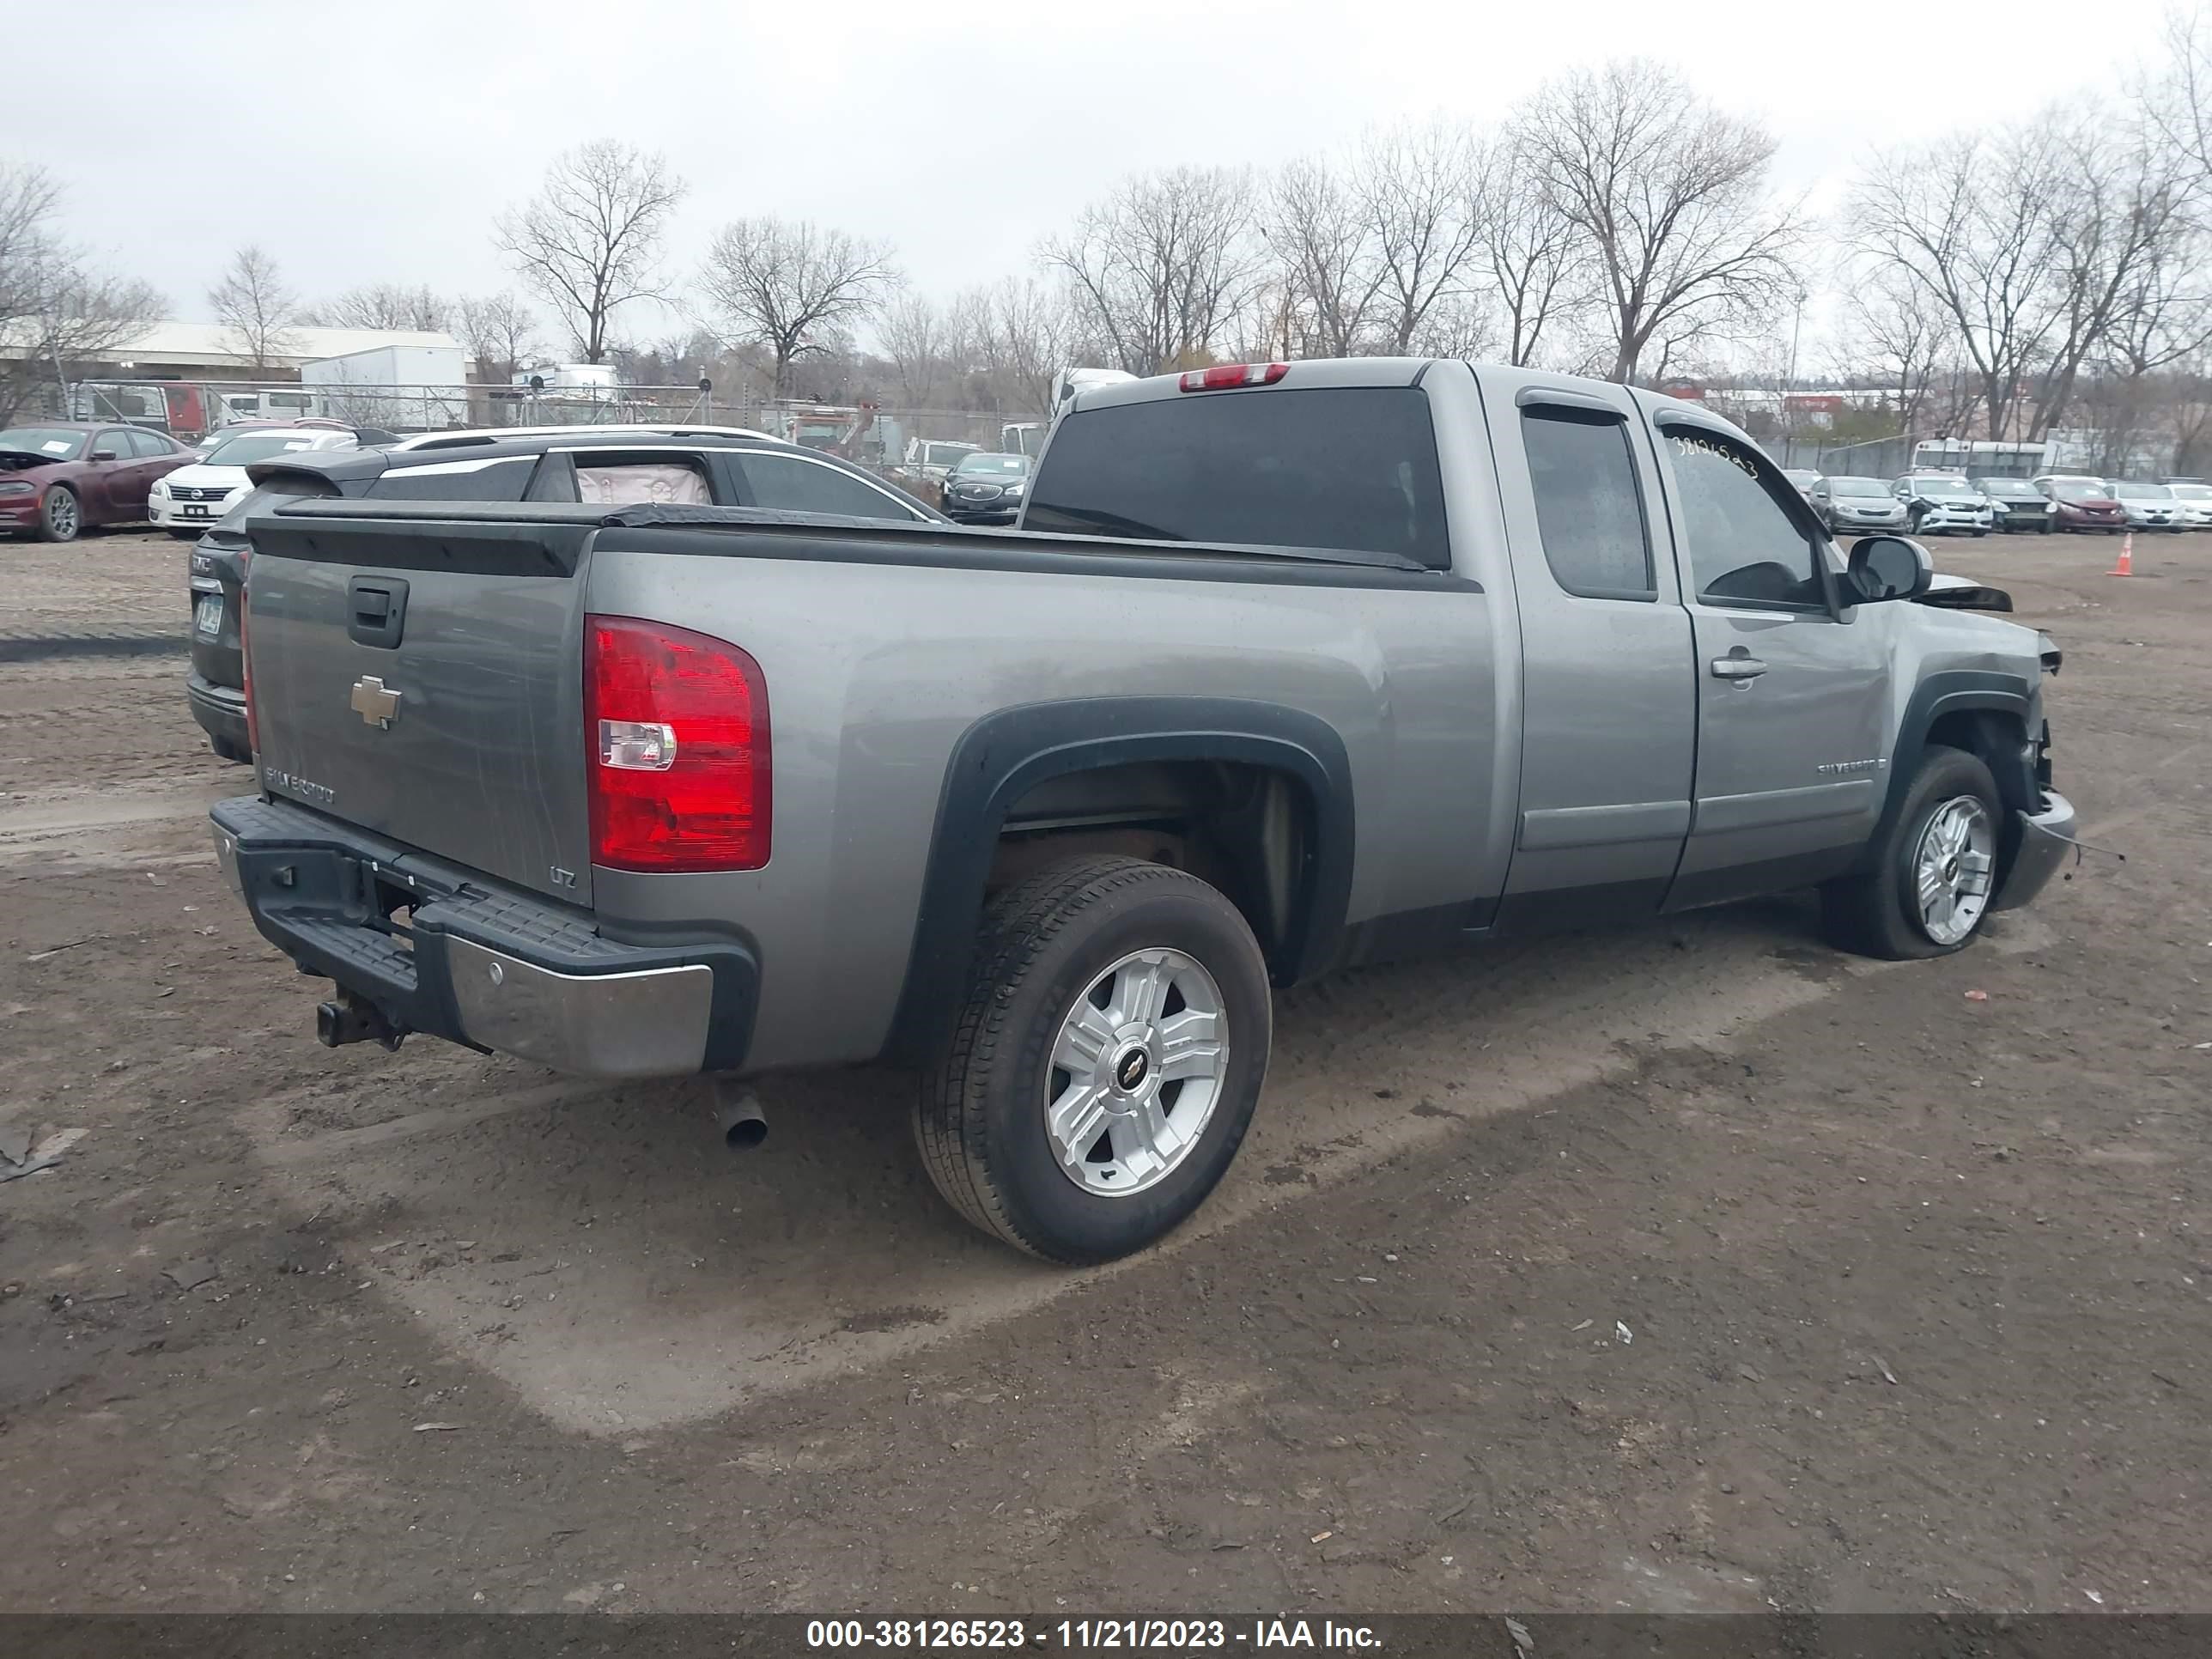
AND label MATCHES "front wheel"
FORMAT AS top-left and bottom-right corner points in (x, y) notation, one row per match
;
(36, 486), (80, 543)
(917, 854), (1273, 1264)
(1821, 745), (2002, 960)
